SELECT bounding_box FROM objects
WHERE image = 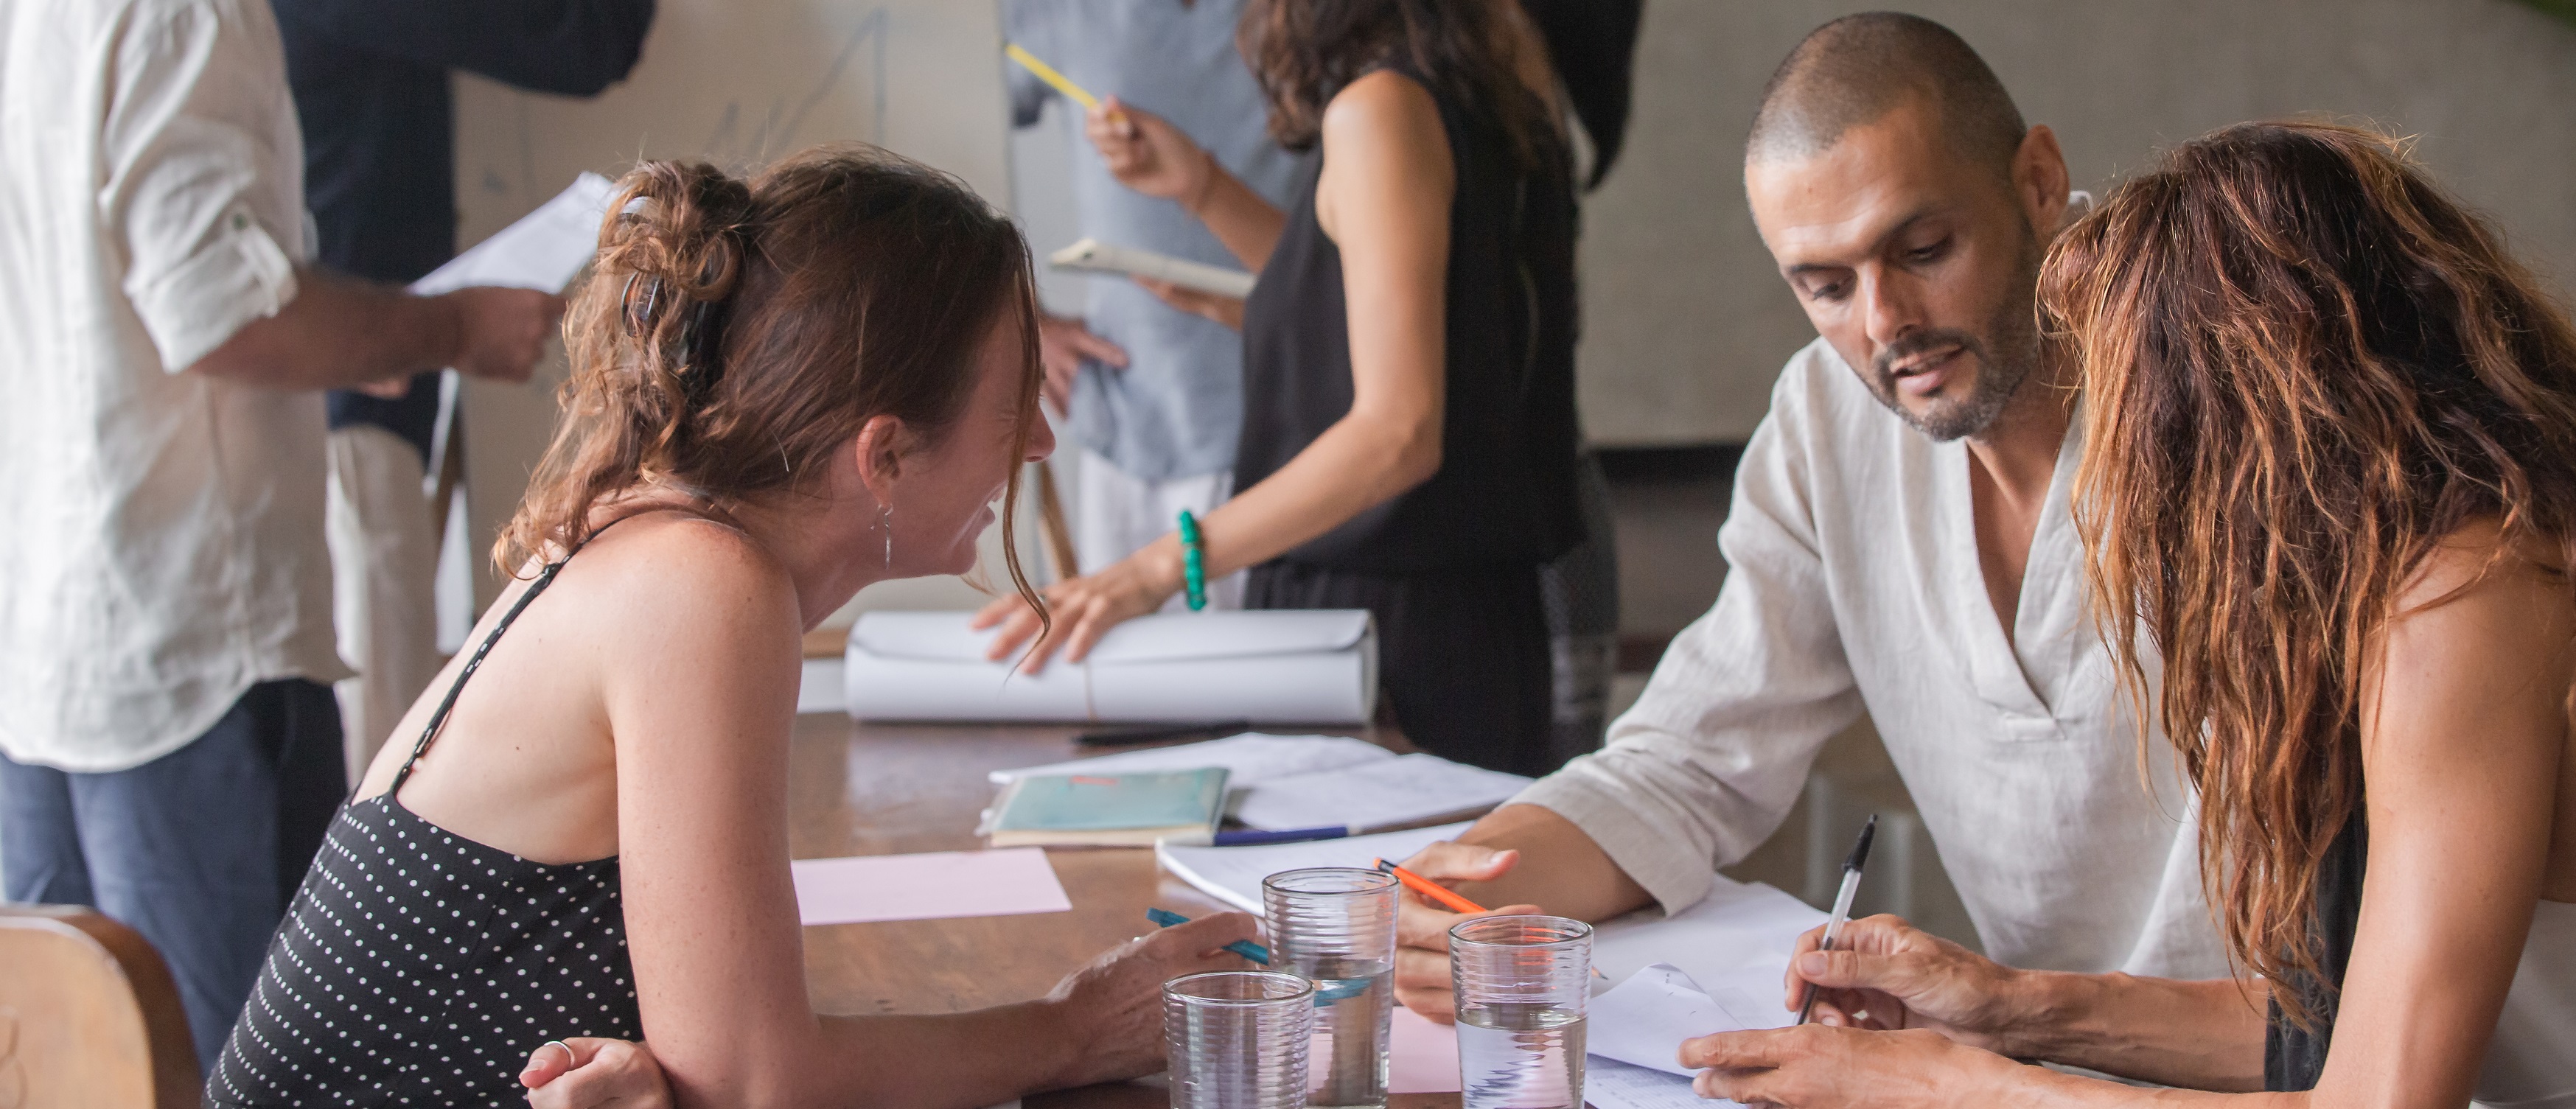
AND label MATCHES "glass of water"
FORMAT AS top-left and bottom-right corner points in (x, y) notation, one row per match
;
(1262, 867), (1400, 1108)
(1165, 970), (1316, 1109)
(1451, 914), (1593, 1109)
